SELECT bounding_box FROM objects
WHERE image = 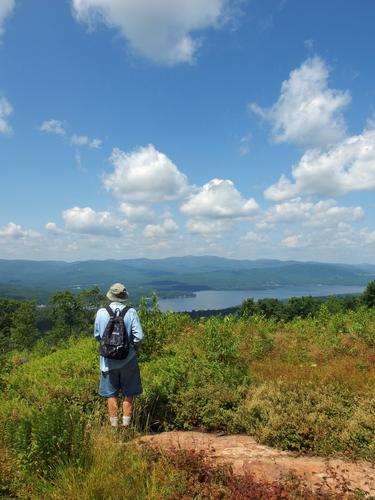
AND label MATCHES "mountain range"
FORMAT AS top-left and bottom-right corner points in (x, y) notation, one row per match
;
(0, 256), (374, 303)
